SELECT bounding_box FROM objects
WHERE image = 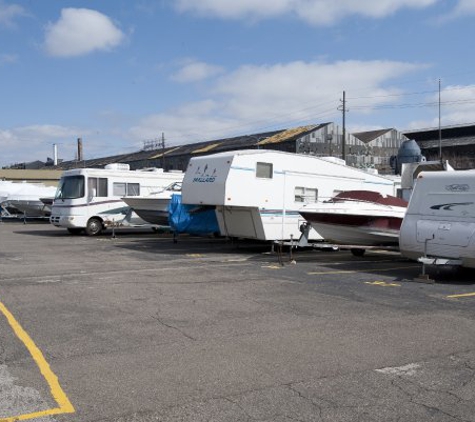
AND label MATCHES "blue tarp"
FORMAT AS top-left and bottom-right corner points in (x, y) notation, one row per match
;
(168, 194), (220, 235)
